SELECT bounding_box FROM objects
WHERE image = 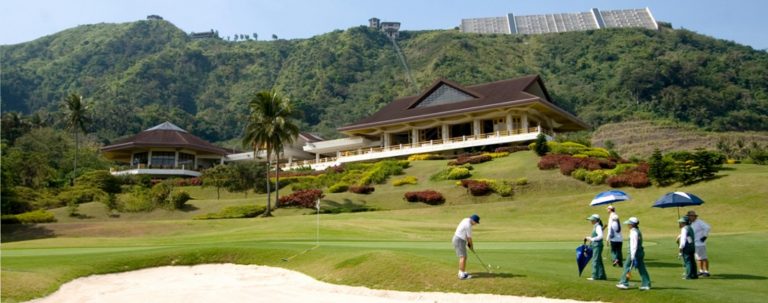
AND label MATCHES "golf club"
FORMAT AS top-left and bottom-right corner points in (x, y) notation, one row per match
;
(470, 247), (493, 273)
